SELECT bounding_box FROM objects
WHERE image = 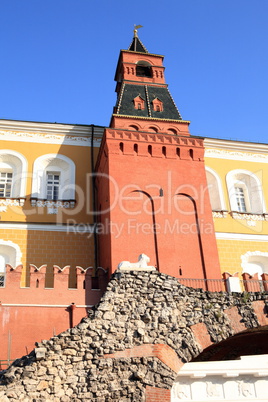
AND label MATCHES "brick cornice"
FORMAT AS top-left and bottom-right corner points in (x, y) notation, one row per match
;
(106, 129), (203, 147)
